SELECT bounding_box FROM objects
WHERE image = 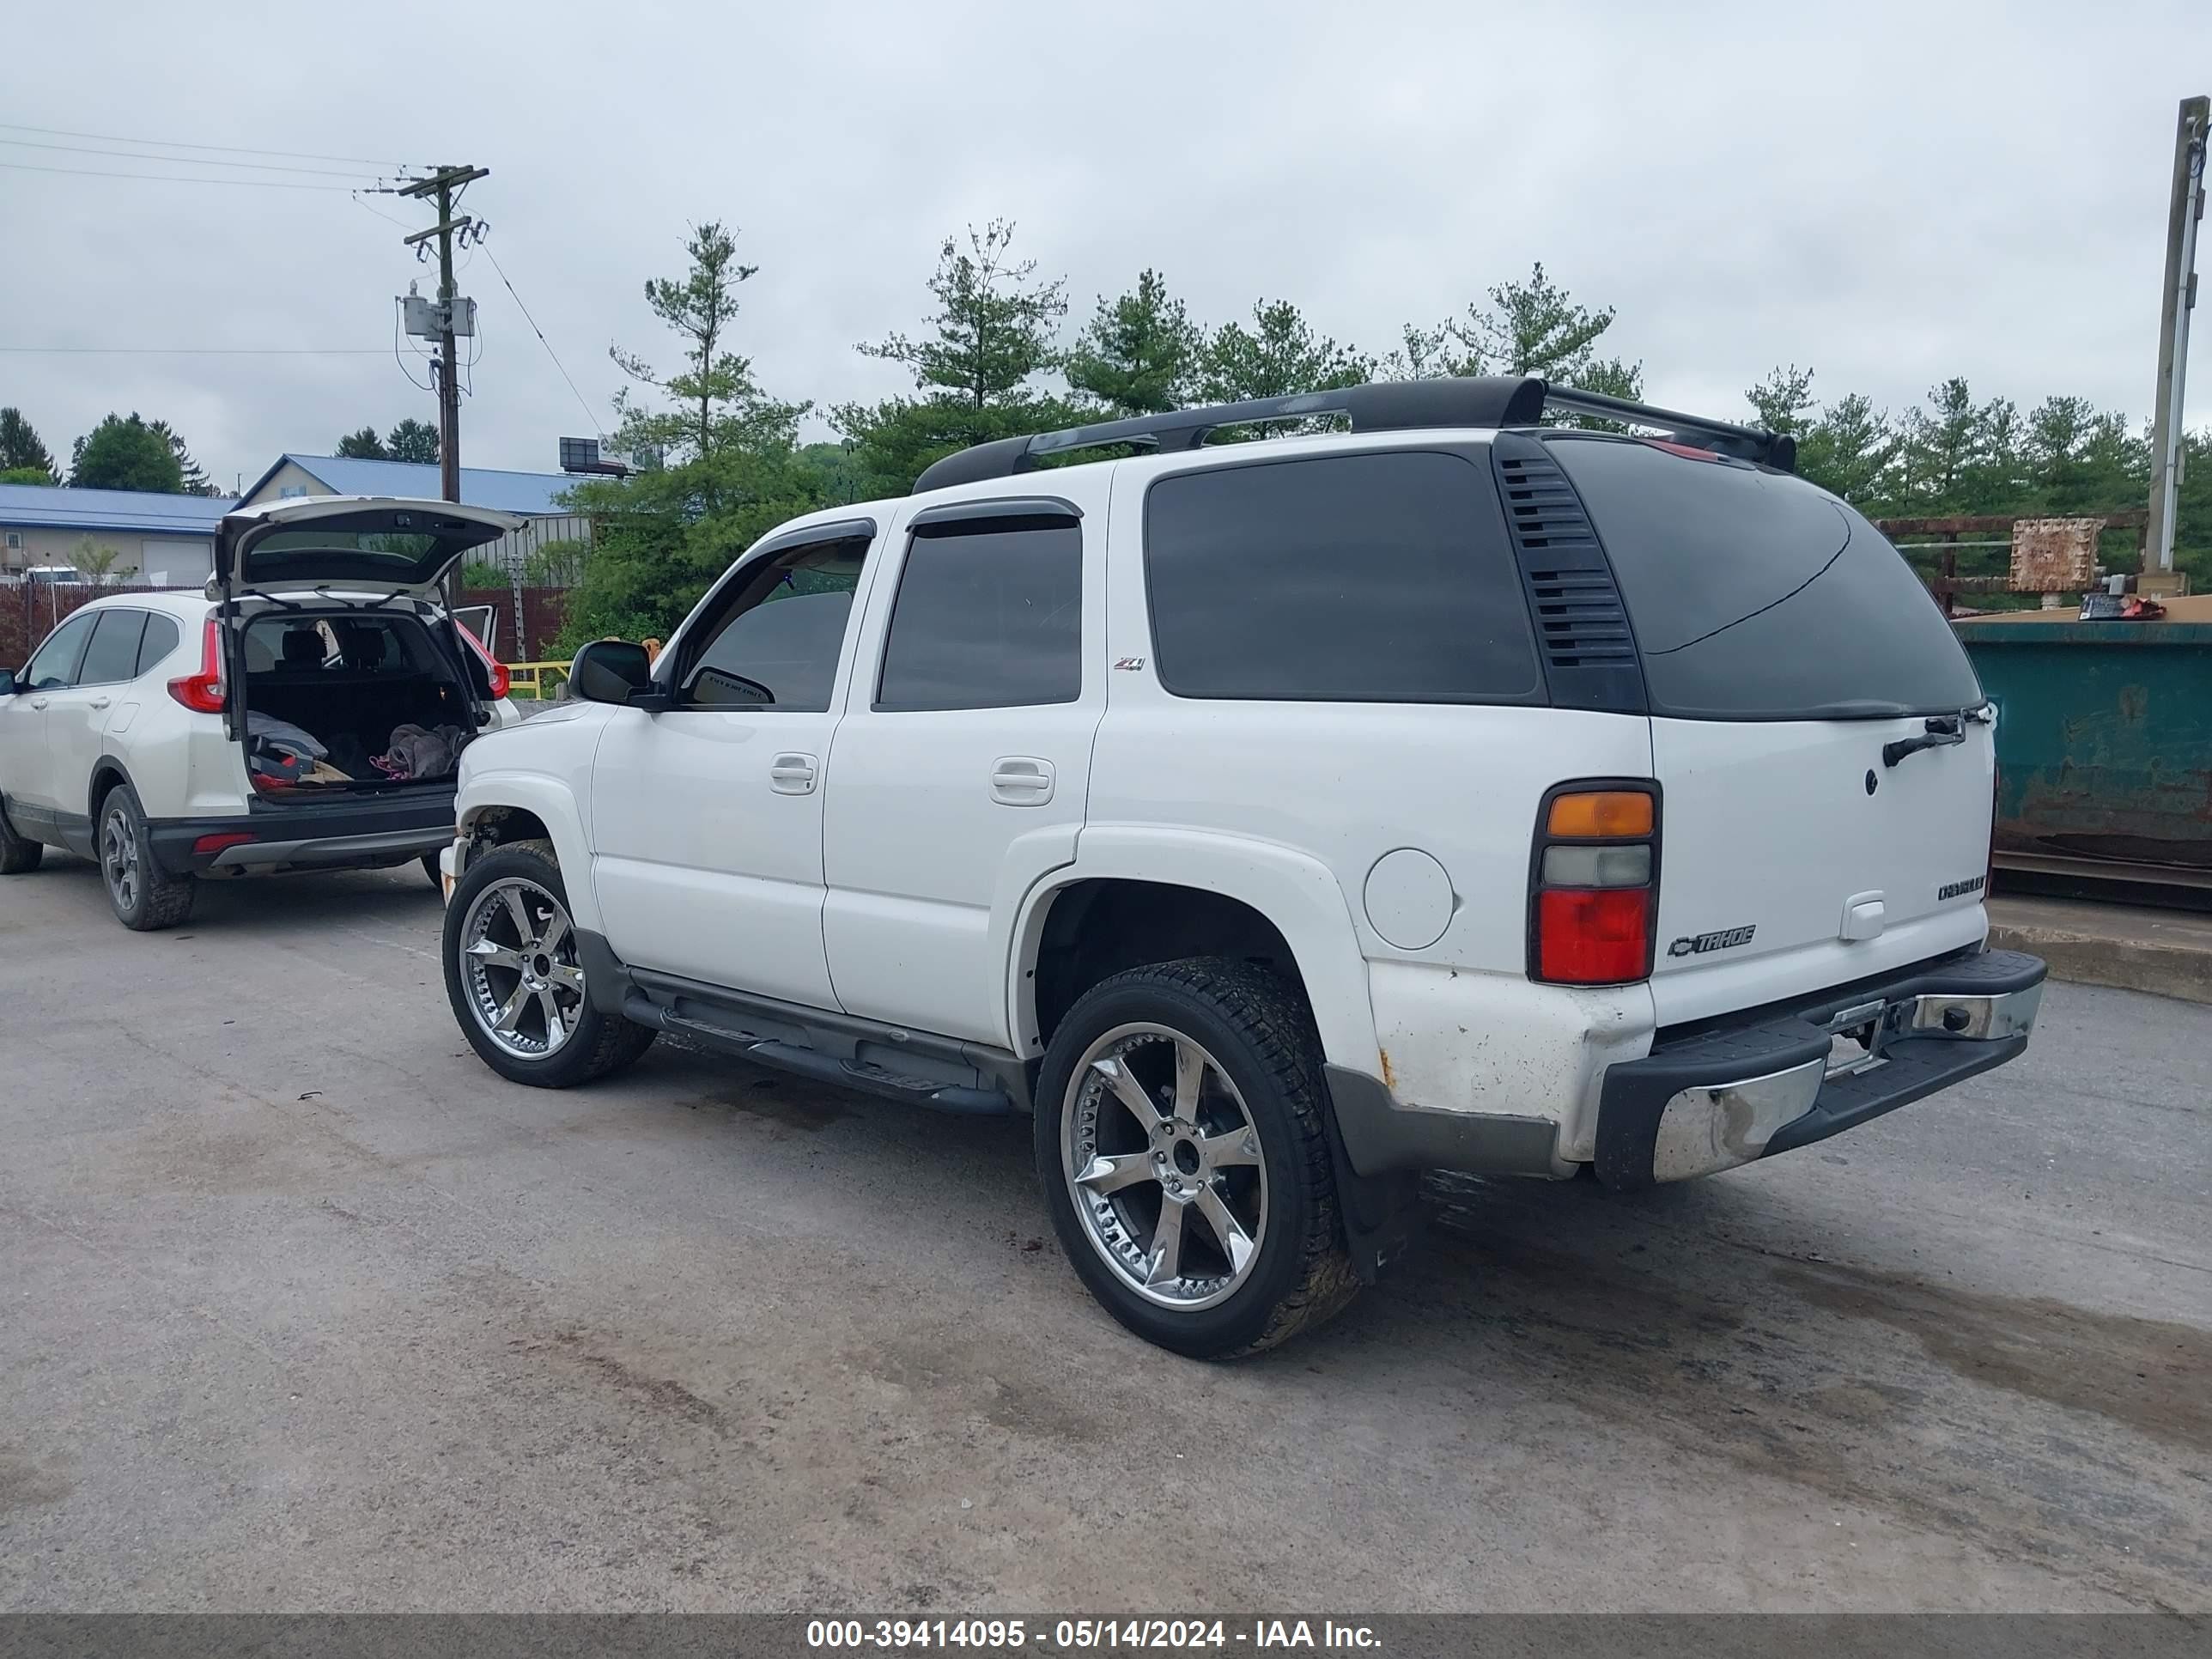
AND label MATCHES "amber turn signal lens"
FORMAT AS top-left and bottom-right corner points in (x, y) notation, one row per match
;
(1546, 790), (1654, 839)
